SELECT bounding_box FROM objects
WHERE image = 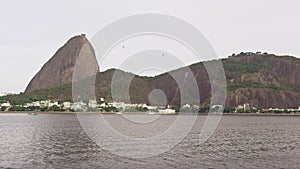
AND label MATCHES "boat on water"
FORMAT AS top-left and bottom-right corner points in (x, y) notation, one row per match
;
(28, 112), (37, 116)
